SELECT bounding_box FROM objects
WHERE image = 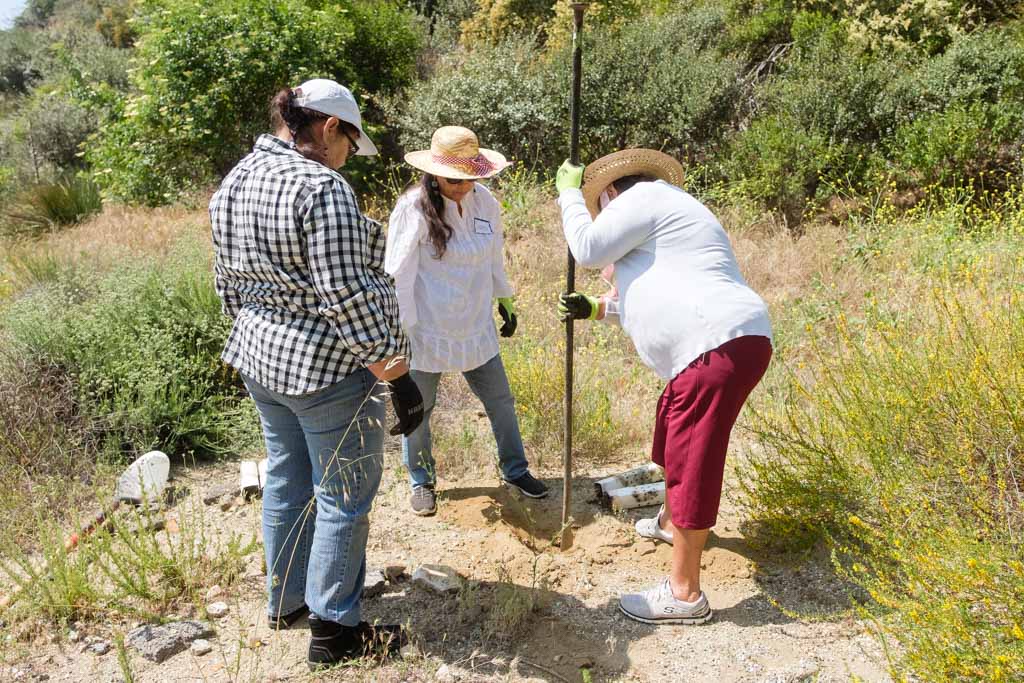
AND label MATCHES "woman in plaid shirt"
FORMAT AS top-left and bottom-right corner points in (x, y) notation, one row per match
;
(210, 79), (422, 669)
